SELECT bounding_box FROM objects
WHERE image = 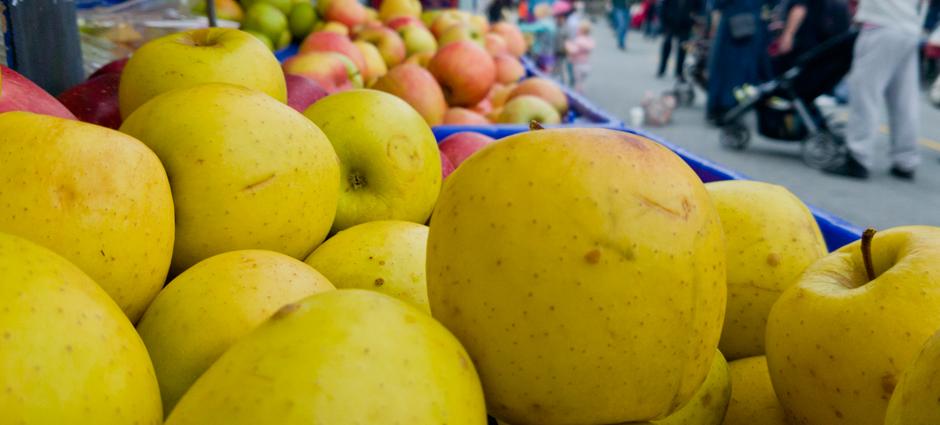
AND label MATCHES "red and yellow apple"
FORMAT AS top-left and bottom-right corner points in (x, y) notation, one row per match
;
(497, 95), (561, 124)
(494, 53), (525, 84)
(485, 33), (509, 56)
(285, 73), (329, 112)
(439, 132), (495, 167)
(372, 63), (447, 126)
(491, 22), (526, 57)
(509, 77), (569, 114)
(443, 107), (490, 125)
(283, 51), (363, 92)
(428, 41), (496, 107)
(299, 31), (367, 76)
(356, 26), (407, 67)
(0, 65), (76, 119)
